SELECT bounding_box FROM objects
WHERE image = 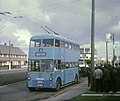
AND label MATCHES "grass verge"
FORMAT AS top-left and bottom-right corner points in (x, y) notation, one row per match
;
(69, 96), (120, 101)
